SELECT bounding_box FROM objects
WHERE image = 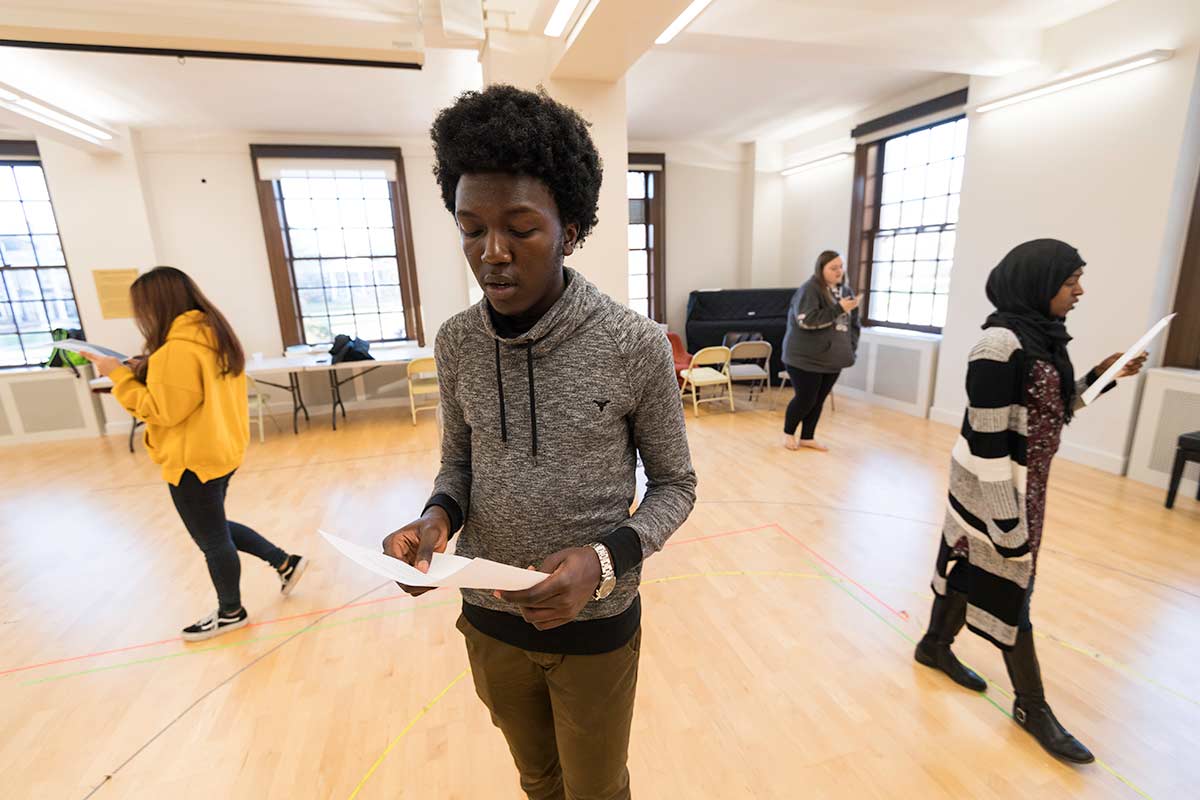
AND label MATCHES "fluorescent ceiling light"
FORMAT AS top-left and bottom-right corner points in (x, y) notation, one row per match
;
(565, 0), (601, 49)
(656, 0), (715, 45)
(0, 83), (113, 145)
(544, 0), (584, 37)
(975, 49), (1173, 114)
(780, 151), (853, 176)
